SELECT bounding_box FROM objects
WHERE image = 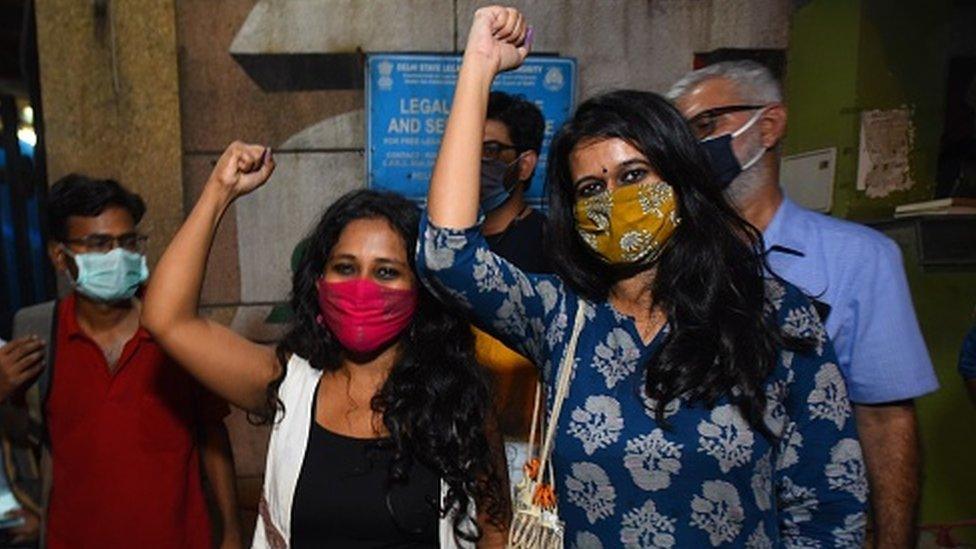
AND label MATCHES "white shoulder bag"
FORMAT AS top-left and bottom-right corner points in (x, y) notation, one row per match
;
(507, 303), (586, 548)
